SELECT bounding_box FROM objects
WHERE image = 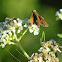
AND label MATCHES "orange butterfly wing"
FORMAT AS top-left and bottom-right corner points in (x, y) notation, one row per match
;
(38, 14), (48, 27)
(30, 14), (34, 24)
